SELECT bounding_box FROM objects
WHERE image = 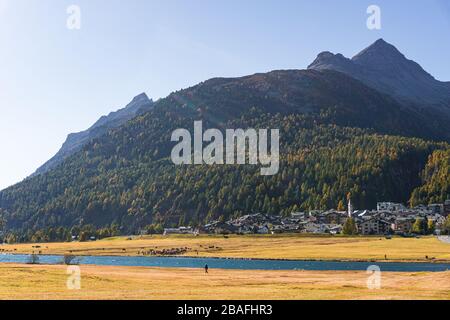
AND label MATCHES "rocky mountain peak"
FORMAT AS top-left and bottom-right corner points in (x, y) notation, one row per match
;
(308, 39), (450, 108)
